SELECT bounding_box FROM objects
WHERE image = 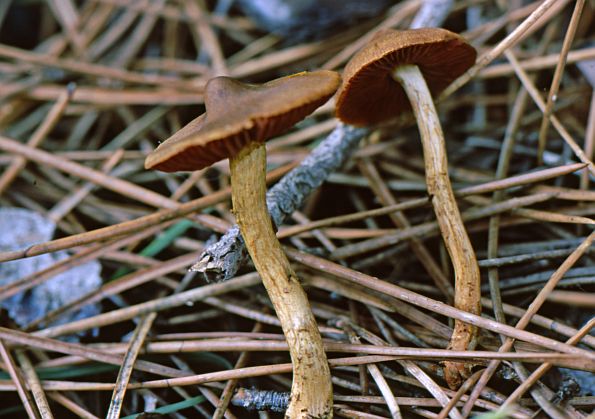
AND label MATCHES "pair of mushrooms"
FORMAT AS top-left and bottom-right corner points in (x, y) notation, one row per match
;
(146, 28), (479, 417)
